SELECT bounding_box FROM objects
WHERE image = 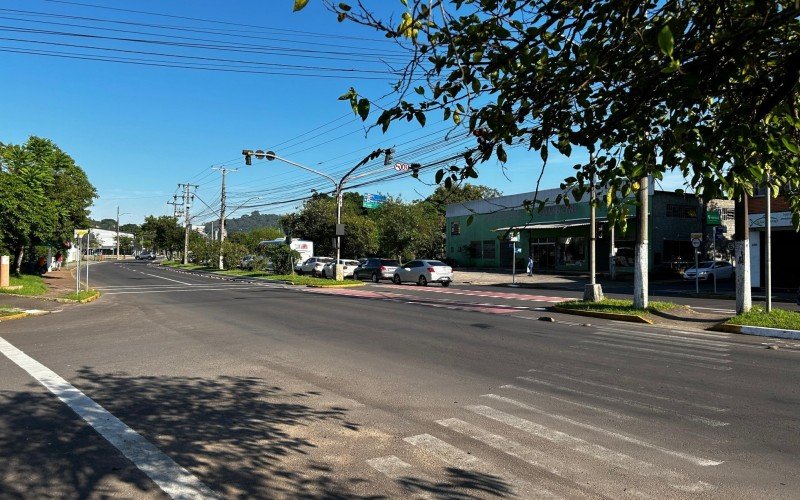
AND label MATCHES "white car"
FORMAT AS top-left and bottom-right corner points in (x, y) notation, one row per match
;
(393, 259), (453, 286)
(321, 259), (360, 279)
(296, 256), (334, 277)
(683, 260), (734, 281)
